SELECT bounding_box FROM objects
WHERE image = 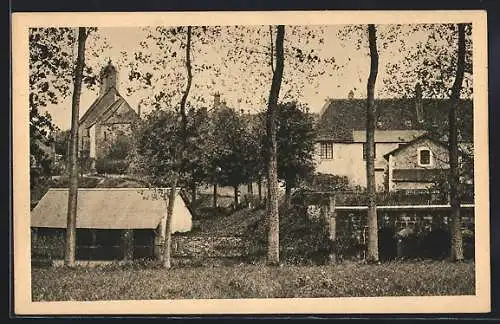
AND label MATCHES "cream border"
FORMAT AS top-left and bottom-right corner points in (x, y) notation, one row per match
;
(12, 10), (490, 315)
